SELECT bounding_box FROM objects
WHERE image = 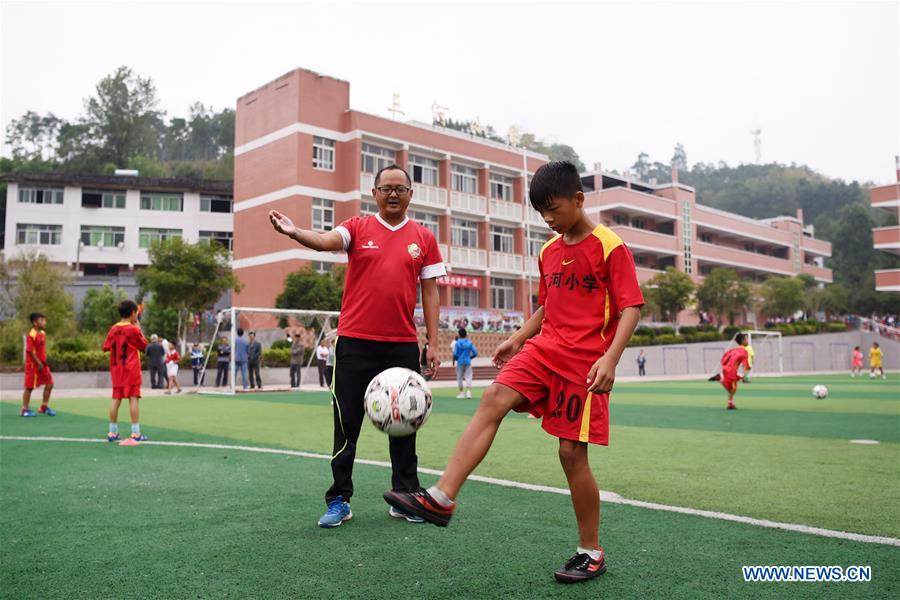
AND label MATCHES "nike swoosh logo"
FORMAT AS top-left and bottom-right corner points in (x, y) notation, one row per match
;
(562, 259), (574, 265)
